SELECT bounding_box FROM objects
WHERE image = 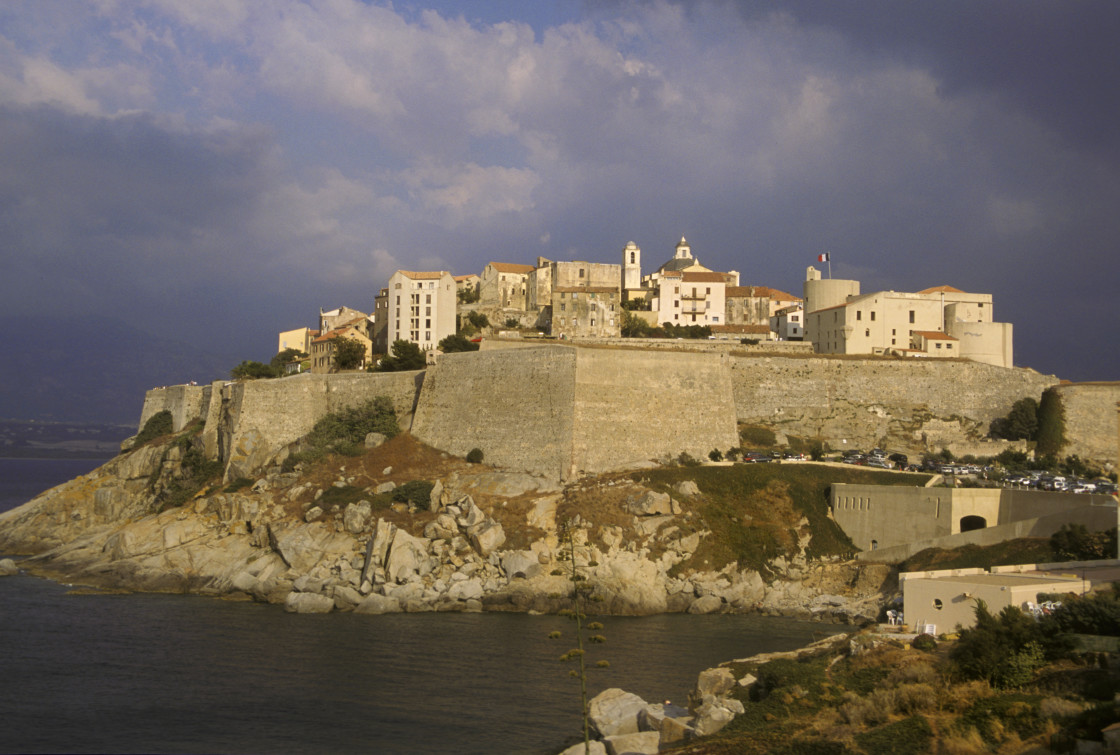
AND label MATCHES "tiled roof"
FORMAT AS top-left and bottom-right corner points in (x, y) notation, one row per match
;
(454, 274), (479, 282)
(917, 285), (965, 294)
(726, 285), (801, 301)
(913, 330), (958, 340)
(398, 270), (448, 280)
(487, 262), (535, 274)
